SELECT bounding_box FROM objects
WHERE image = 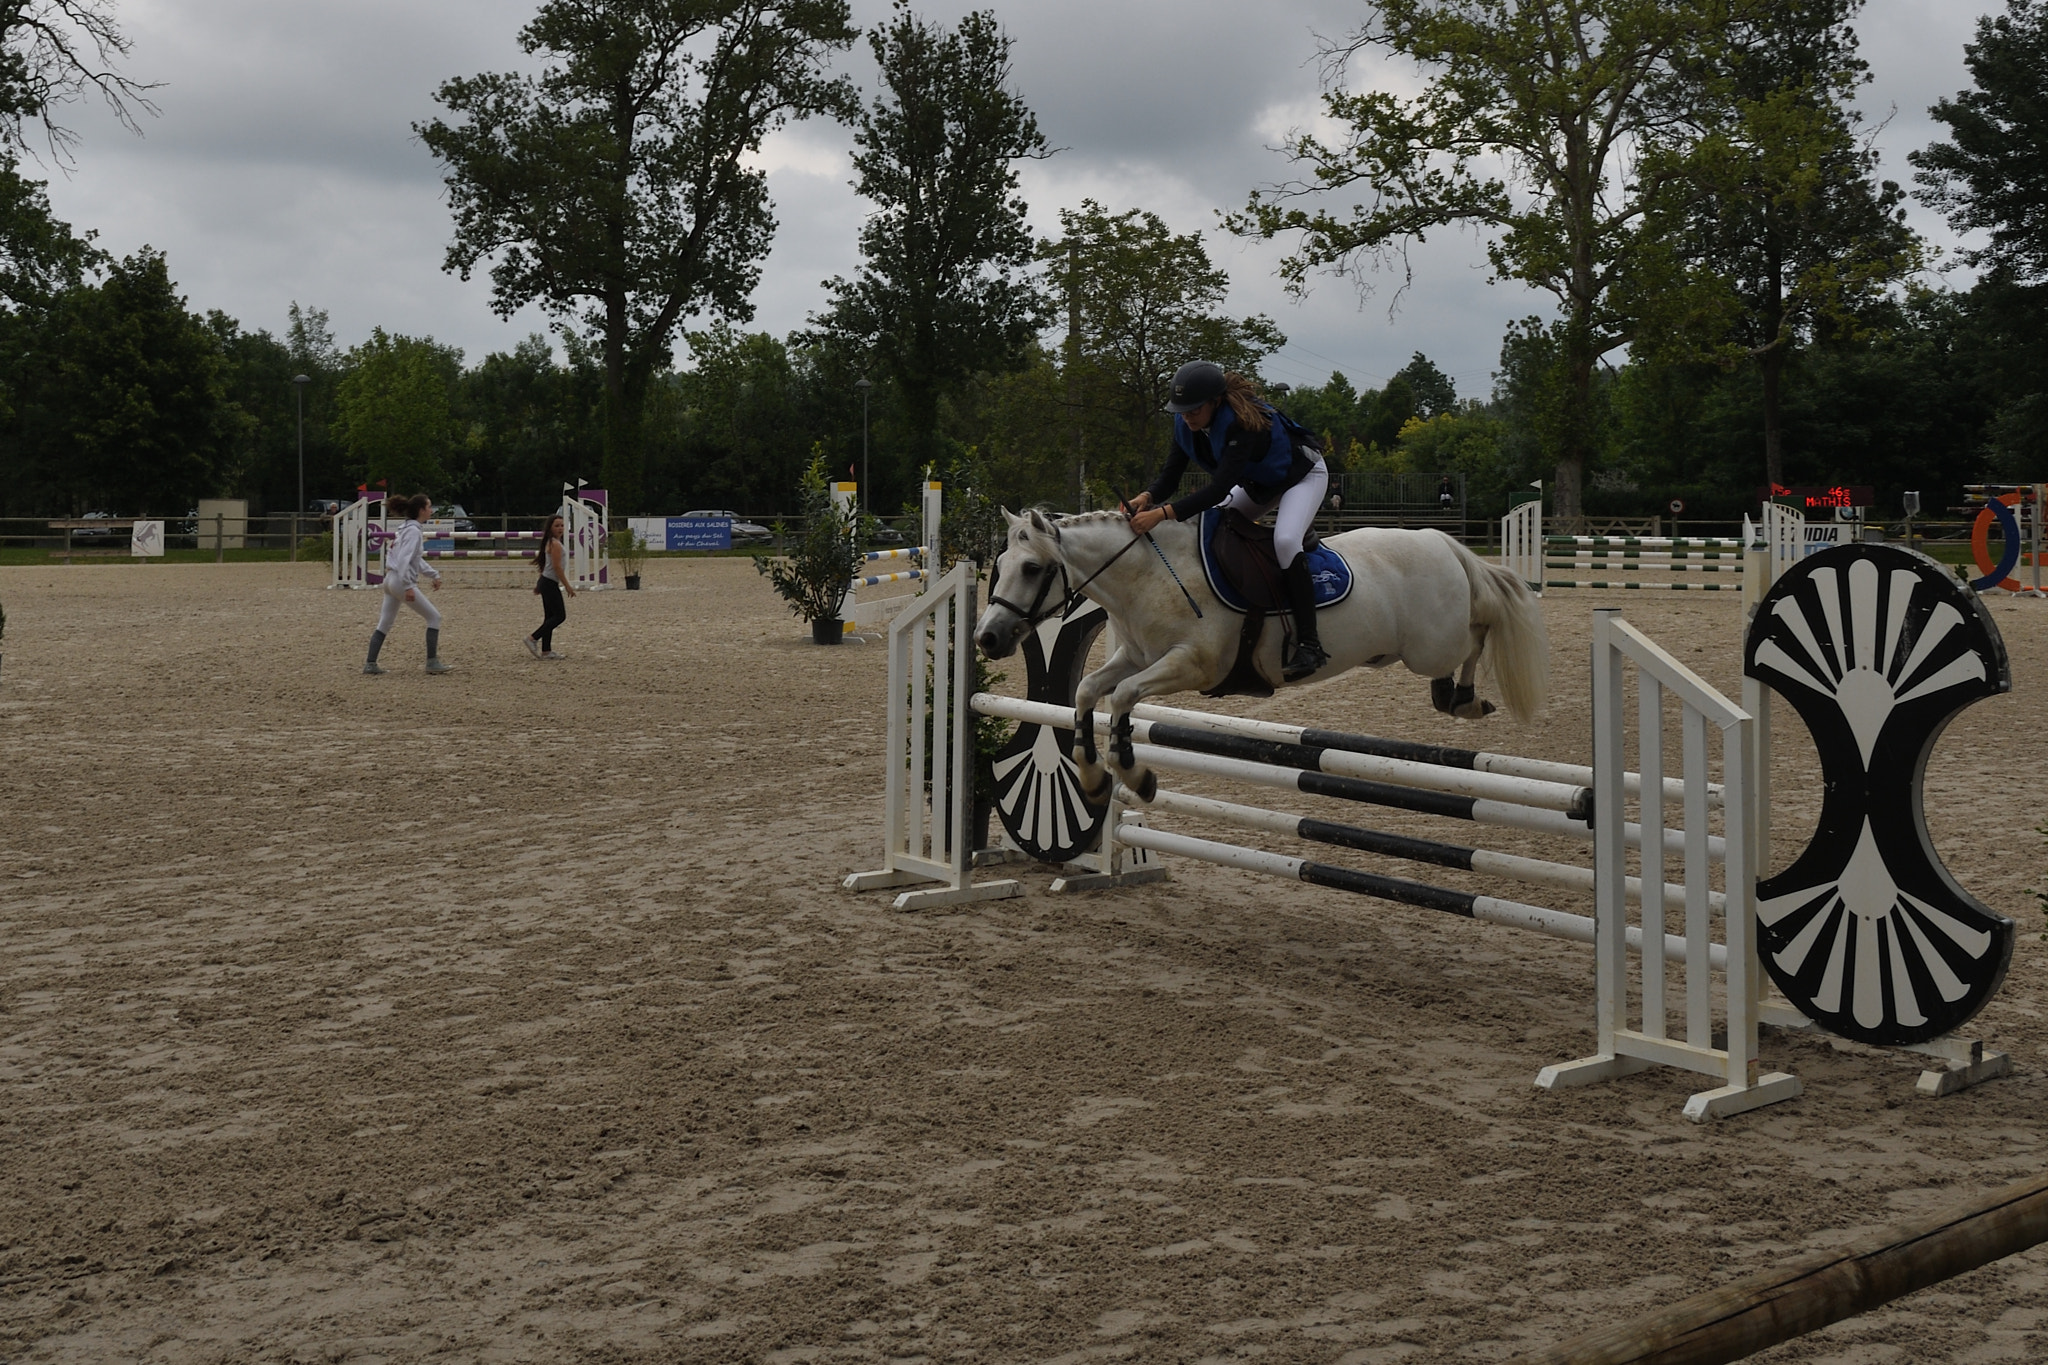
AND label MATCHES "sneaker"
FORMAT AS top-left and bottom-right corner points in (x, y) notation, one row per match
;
(425, 659), (453, 675)
(542, 651), (566, 661)
(524, 636), (542, 659)
(362, 662), (385, 675)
